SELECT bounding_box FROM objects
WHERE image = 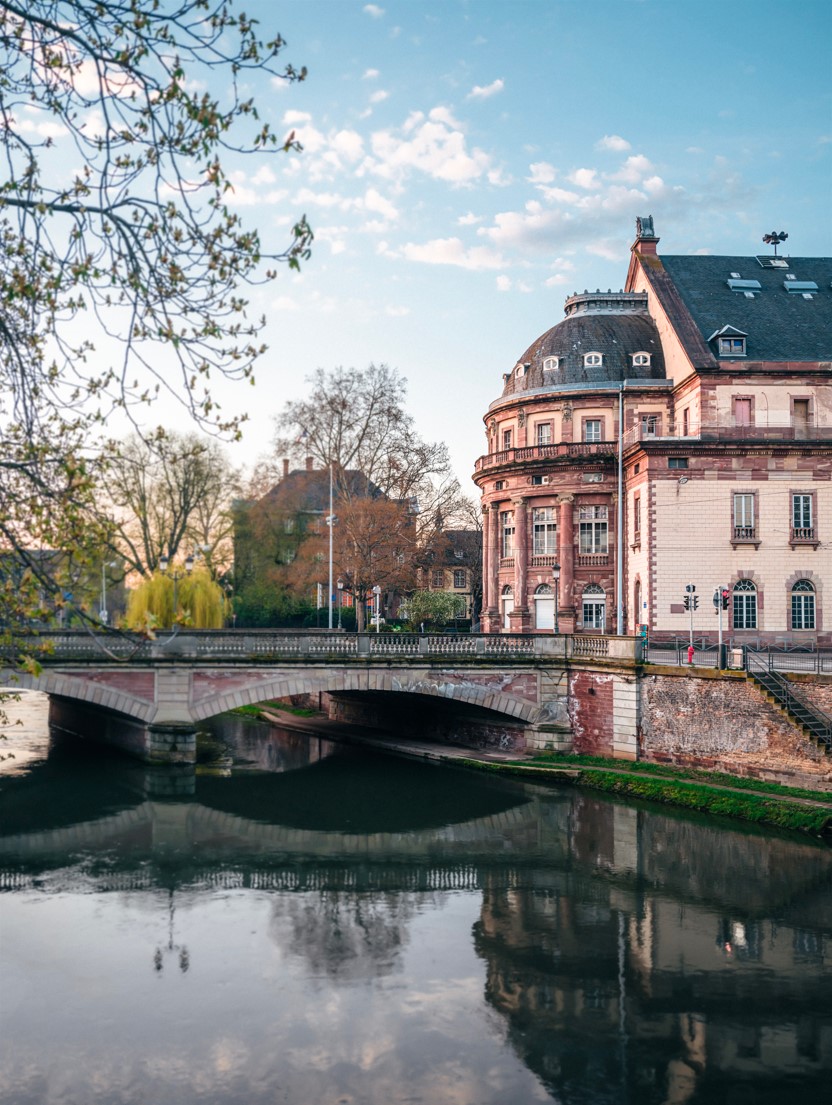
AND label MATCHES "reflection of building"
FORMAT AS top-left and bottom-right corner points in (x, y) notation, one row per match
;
(473, 796), (832, 1103)
(475, 218), (832, 644)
